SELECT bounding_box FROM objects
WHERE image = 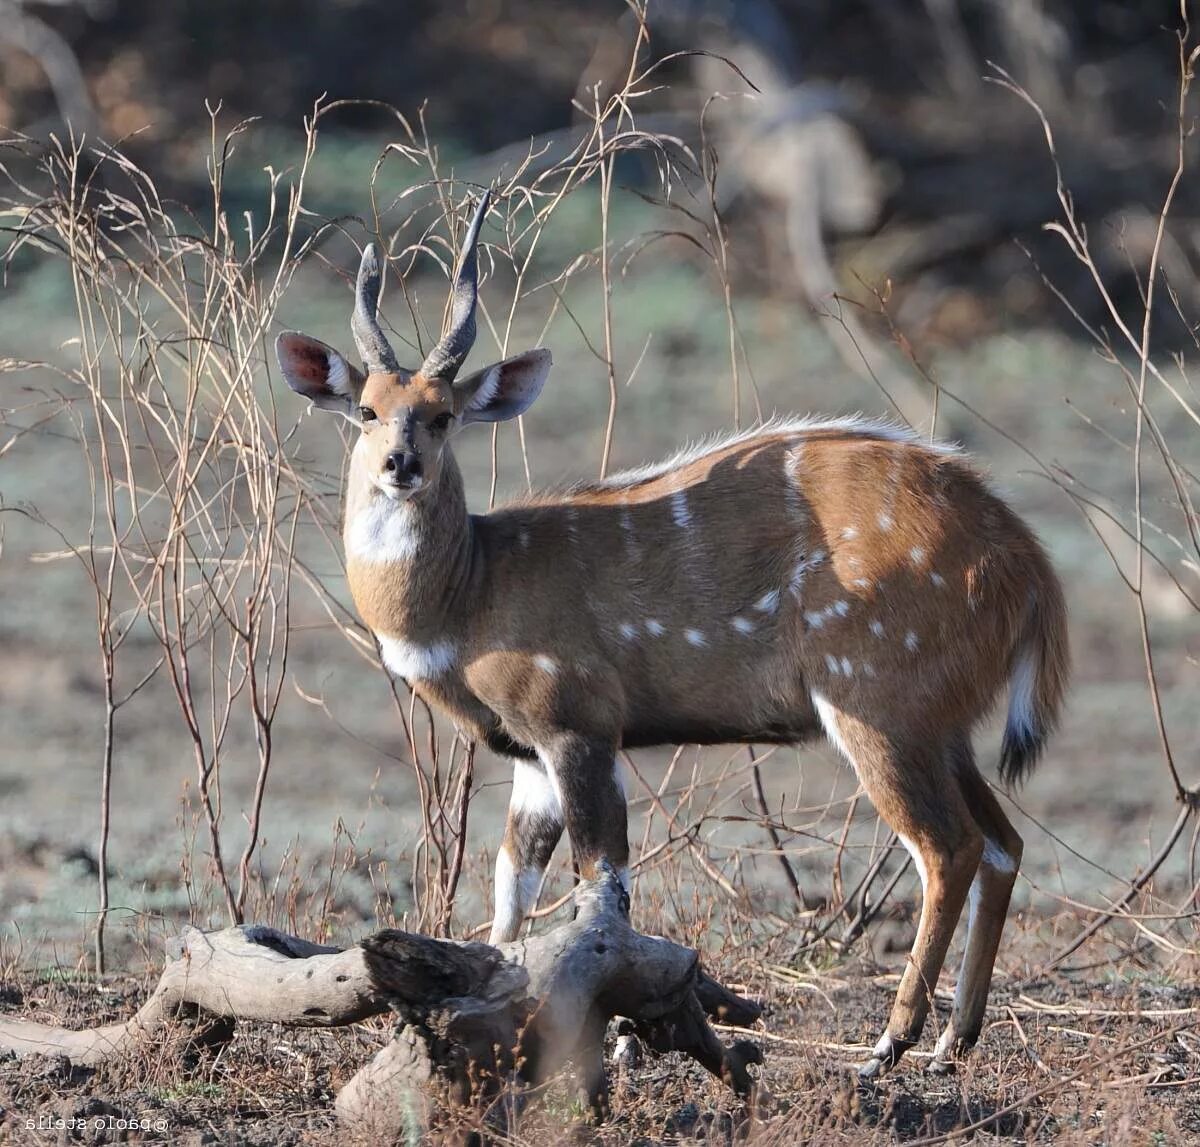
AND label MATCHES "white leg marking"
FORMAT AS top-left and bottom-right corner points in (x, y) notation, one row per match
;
(982, 836), (1017, 874)
(377, 634), (456, 681)
(895, 831), (930, 895)
(491, 846), (521, 944)
(511, 760), (562, 822)
(933, 870), (984, 1058)
(684, 628), (708, 648)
